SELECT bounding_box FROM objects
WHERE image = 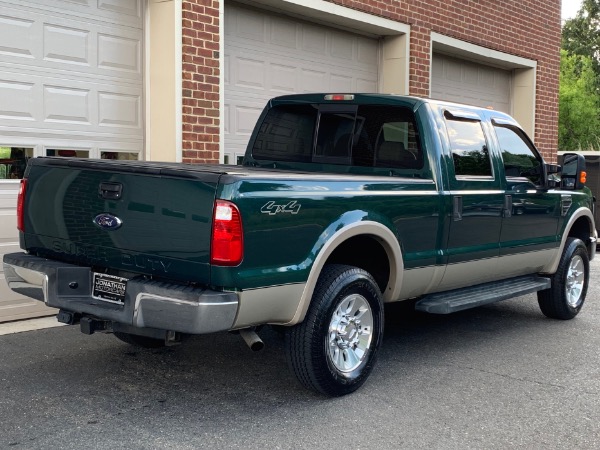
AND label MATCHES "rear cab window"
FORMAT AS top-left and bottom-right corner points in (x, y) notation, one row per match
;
(249, 102), (427, 177)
